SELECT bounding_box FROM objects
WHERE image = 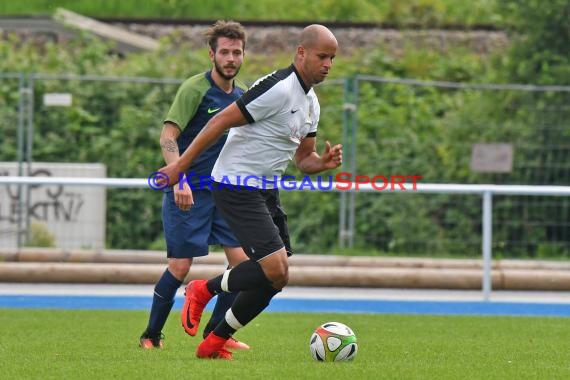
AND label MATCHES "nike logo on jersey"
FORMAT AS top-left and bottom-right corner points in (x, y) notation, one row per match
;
(208, 107), (221, 114)
(290, 108), (299, 113)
